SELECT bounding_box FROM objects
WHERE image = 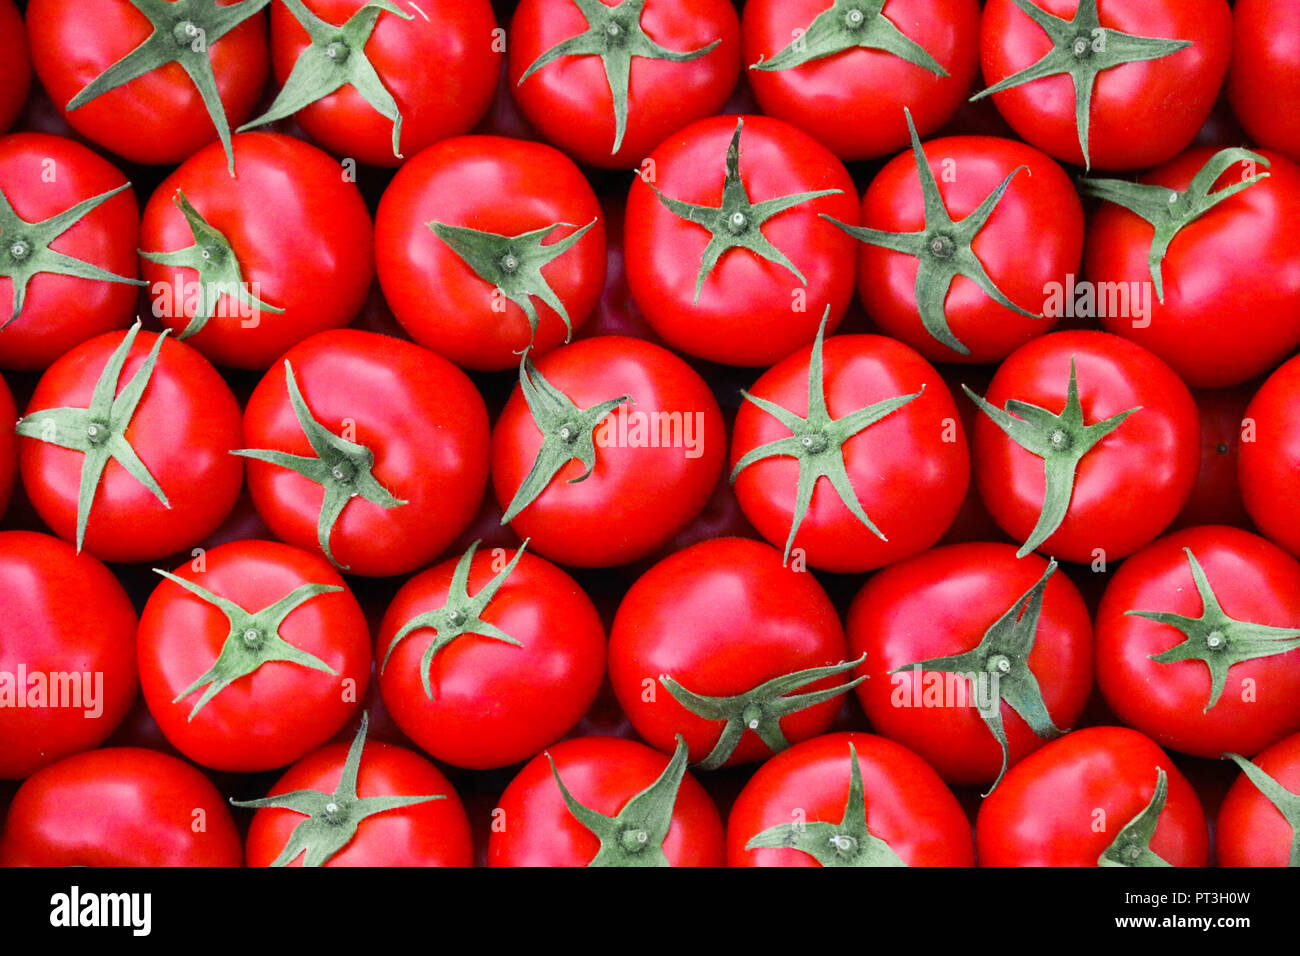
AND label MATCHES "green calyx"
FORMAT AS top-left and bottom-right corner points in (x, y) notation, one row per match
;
(1078, 148), (1270, 302)
(139, 189), (283, 339)
(231, 711), (445, 867)
(517, 0), (720, 155)
(894, 559), (1066, 795)
(750, 0), (946, 75)
(499, 354), (630, 525)
(1097, 768), (1173, 867)
(1222, 753), (1300, 867)
(650, 118), (841, 303)
(380, 539), (528, 699)
(662, 655), (866, 771)
(428, 218), (598, 348)
(1127, 548), (1300, 712)
(548, 735), (691, 867)
(15, 322), (170, 552)
(231, 360), (407, 571)
(823, 108), (1037, 357)
(157, 568), (339, 719)
(745, 742), (906, 867)
(66, 0), (274, 176)
(969, 0), (1192, 170)
(731, 308), (923, 565)
(238, 0), (414, 159)
(963, 357), (1139, 558)
(0, 183), (146, 329)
